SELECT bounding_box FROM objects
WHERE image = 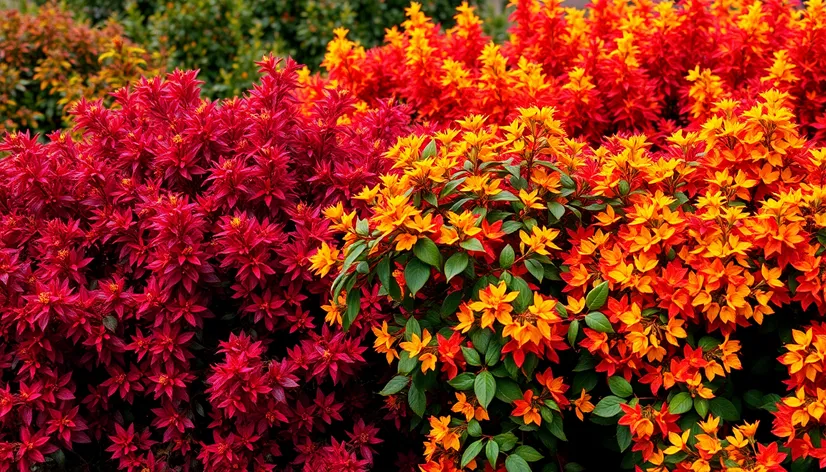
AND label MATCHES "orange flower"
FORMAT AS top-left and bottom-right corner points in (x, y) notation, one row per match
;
(512, 390), (542, 426)
(573, 389), (594, 421)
